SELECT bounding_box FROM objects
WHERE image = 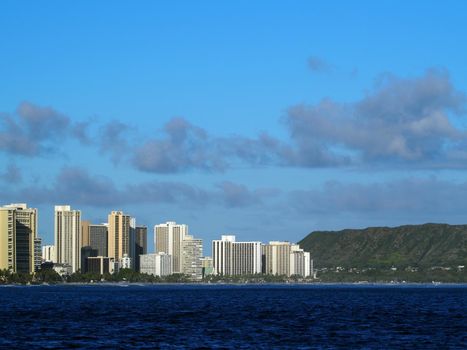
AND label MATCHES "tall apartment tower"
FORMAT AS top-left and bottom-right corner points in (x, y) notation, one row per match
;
(212, 235), (262, 275)
(181, 235), (203, 280)
(0, 208), (16, 272)
(81, 220), (91, 248)
(108, 211), (131, 263)
(140, 253), (172, 276)
(89, 224), (108, 257)
(262, 241), (292, 276)
(154, 221), (188, 273)
(42, 245), (56, 263)
(290, 245), (312, 278)
(2, 203), (38, 274)
(262, 242), (312, 277)
(54, 205), (81, 273)
(129, 217), (136, 269)
(34, 237), (42, 272)
(212, 235), (234, 275)
(135, 226), (148, 271)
